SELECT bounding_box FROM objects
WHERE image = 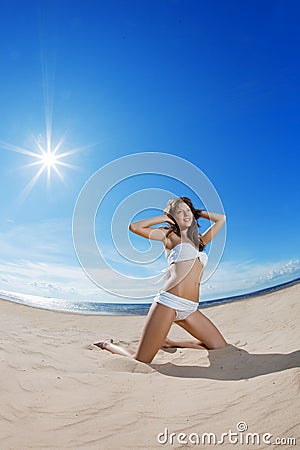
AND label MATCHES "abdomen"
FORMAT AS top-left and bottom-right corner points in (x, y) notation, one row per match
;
(161, 259), (204, 302)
